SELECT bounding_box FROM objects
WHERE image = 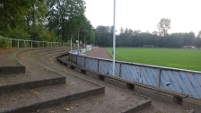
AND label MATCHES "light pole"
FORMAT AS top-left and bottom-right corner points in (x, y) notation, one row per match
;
(112, 0), (116, 76)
